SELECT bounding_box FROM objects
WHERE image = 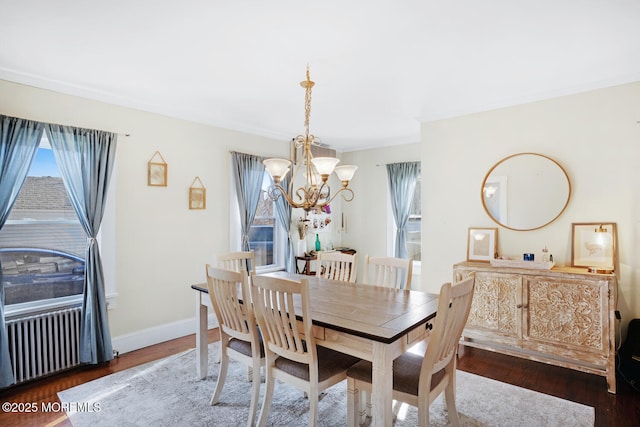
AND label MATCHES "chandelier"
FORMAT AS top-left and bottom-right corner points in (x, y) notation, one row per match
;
(263, 66), (357, 212)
